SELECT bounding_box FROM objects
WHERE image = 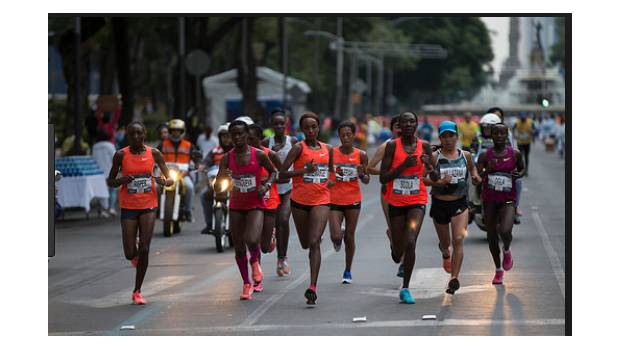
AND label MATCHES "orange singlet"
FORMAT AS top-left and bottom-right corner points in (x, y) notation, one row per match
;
(291, 141), (331, 206)
(118, 146), (159, 210)
(260, 146), (280, 210)
(385, 138), (428, 206)
(330, 146), (362, 205)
